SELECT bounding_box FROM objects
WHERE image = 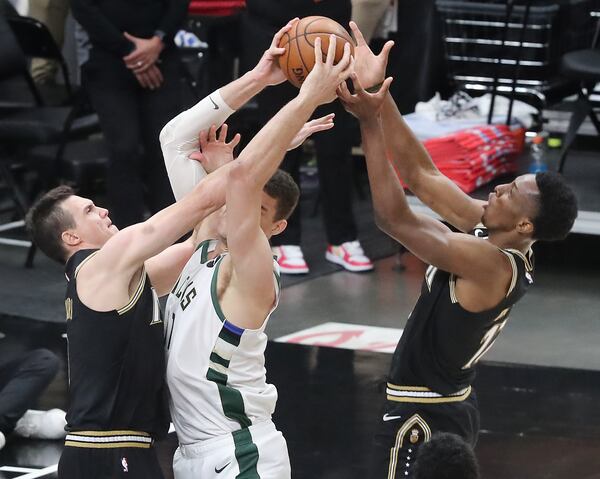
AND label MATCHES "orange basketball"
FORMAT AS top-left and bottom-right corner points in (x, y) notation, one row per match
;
(277, 16), (355, 88)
